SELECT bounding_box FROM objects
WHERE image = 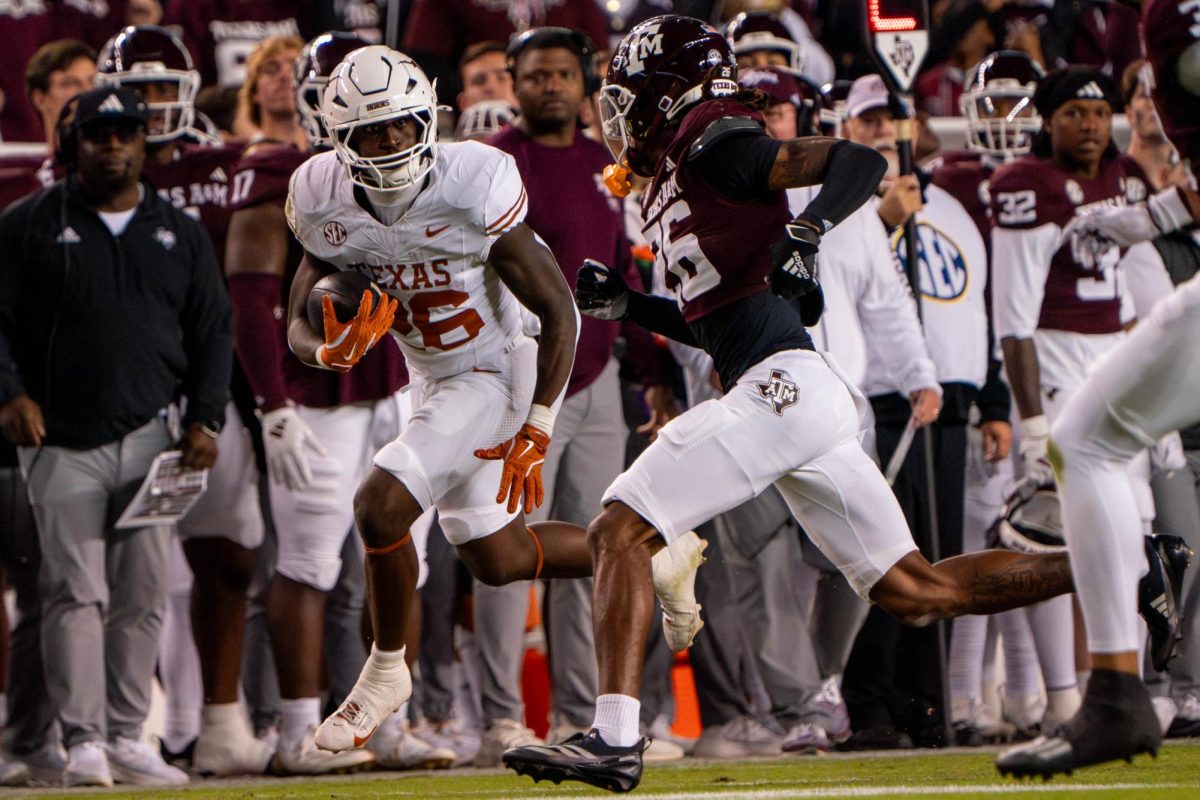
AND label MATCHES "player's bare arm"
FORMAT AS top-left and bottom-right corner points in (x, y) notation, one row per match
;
(487, 223), (579, 408)
(1000, 336), (1044, 421)
(285, 251), (338, 367)
(766, 136), (840, 190)
(767, 138), (887, 213)
(226, 203), (290, 280)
